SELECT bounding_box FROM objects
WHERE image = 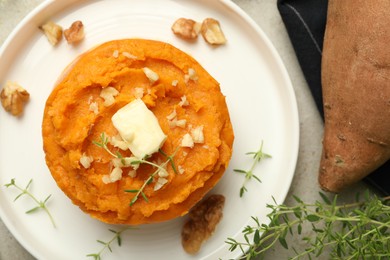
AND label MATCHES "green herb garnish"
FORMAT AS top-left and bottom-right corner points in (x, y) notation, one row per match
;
(226, 191), (390, 259)
(93, 132), (178, 206)
(87, 227), (132, 260)
(4, 178), (56, 228)
(124, 147), (179, 206)
(234, 141), (271, 197)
